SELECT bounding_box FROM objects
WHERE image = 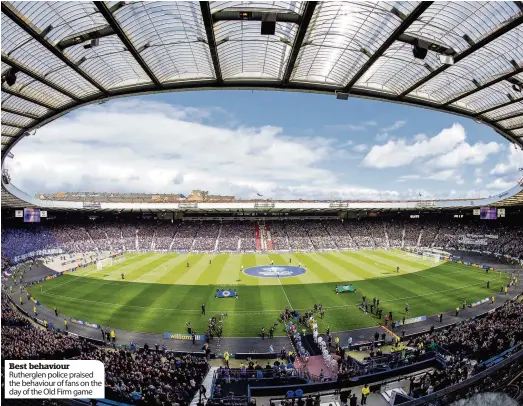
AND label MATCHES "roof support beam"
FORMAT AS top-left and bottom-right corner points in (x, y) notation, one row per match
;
(1, 54), (80, 101)
(1, 2), (108, 95)
(444, 67), (523, 106)
(0, 107), (39, 120)
(94, 2), (161, 87)
(509, 124), (523, 131)
(283, 1), (317, 84)
(200, 2), (223, 84)
(212, 10), (300, 23)
(341, 2), (432, 93)
(2, 87), (56, 110)
(399, 14), (523, 97)
(476, 96), (523, 116)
